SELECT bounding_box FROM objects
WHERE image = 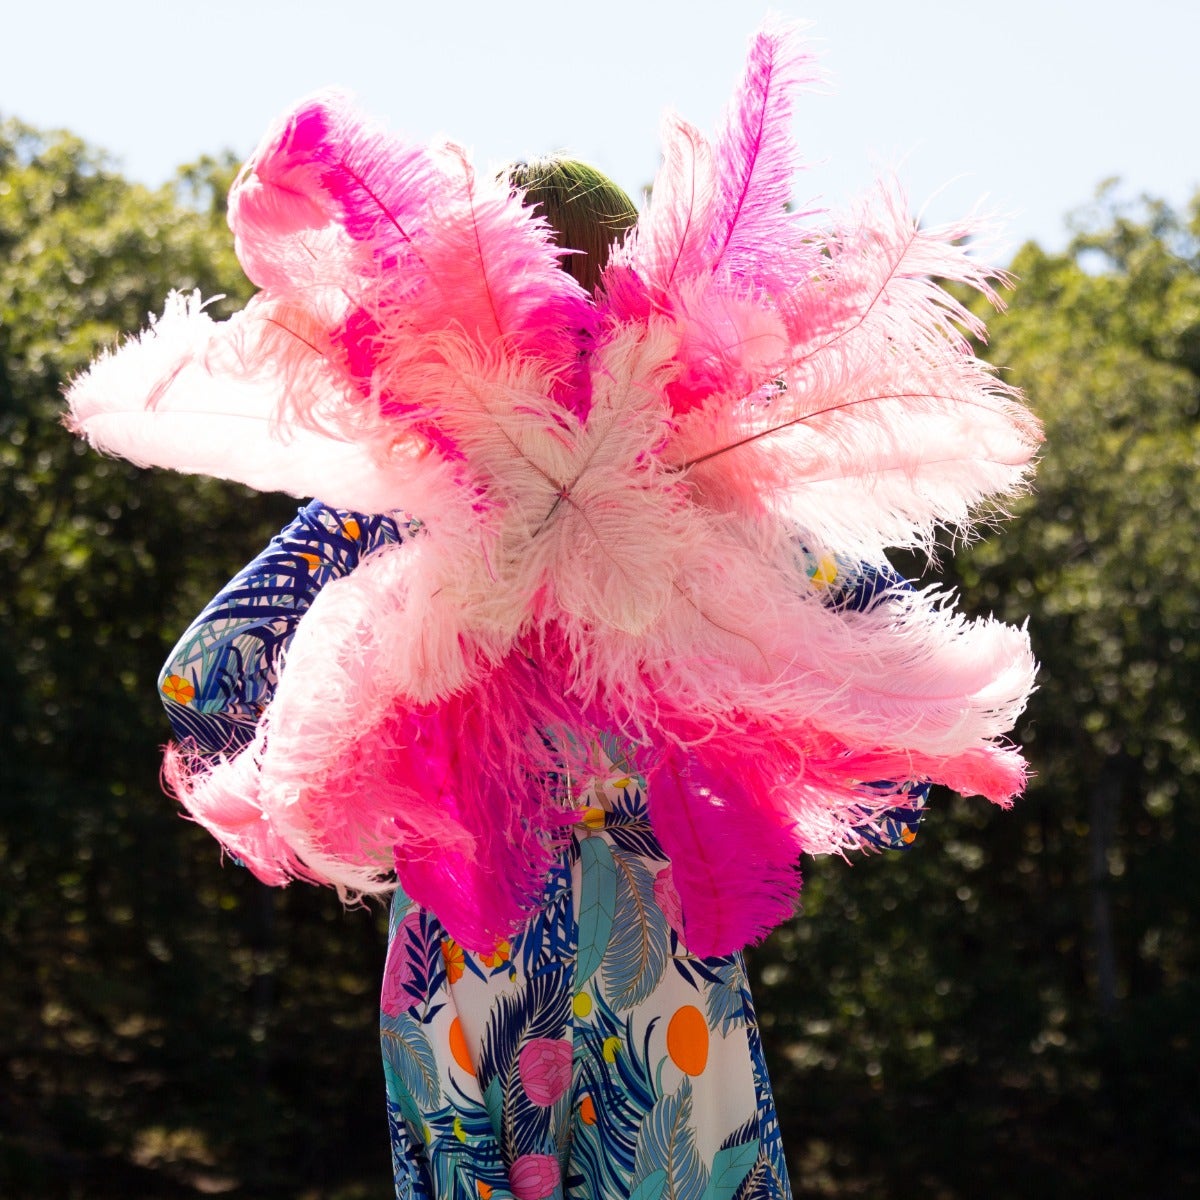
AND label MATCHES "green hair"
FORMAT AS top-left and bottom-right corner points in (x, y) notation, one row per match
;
(506, 158), (639, 295)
